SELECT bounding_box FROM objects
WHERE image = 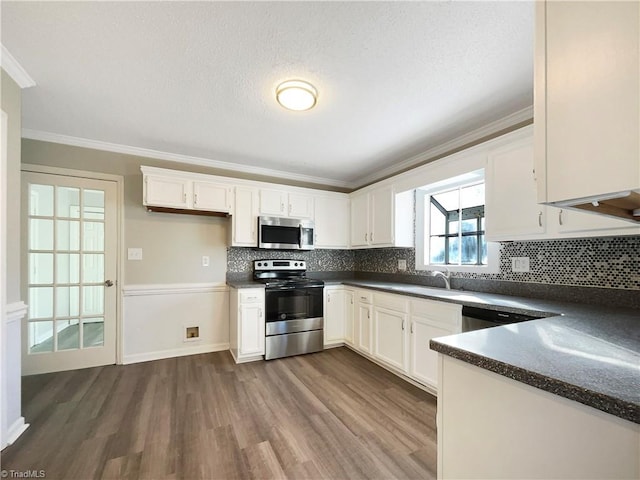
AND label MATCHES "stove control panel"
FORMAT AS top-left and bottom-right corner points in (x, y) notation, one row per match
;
(254, 259), (306, 271)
